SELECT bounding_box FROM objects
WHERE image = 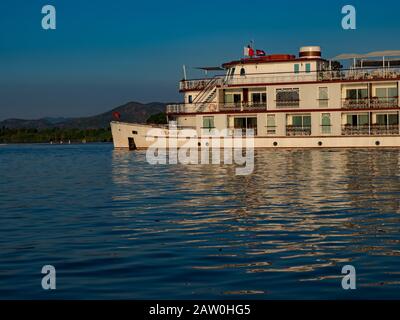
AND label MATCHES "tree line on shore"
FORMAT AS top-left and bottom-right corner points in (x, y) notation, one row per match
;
(0, 112), (167, 144)
(0, 127), (113, 144)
